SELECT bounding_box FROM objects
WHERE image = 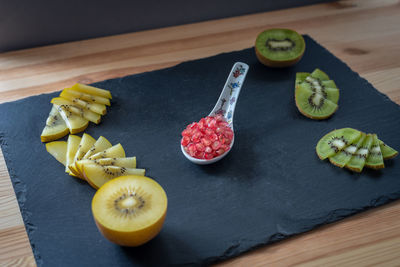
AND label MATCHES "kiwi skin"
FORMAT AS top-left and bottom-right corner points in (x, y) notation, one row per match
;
(255, 29), (305, 68)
